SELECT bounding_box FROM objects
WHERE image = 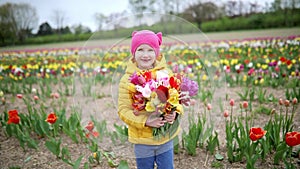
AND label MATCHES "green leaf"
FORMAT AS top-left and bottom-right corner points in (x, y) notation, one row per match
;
(73, 155), (83, 169)
(108, 158), (118, 167)
(27, 138), (38, 149)
(45, 138), (61, 157)
(274, 143), (288, 165)
(117, 160), (130, 169)
(215, 153), (224, 161)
